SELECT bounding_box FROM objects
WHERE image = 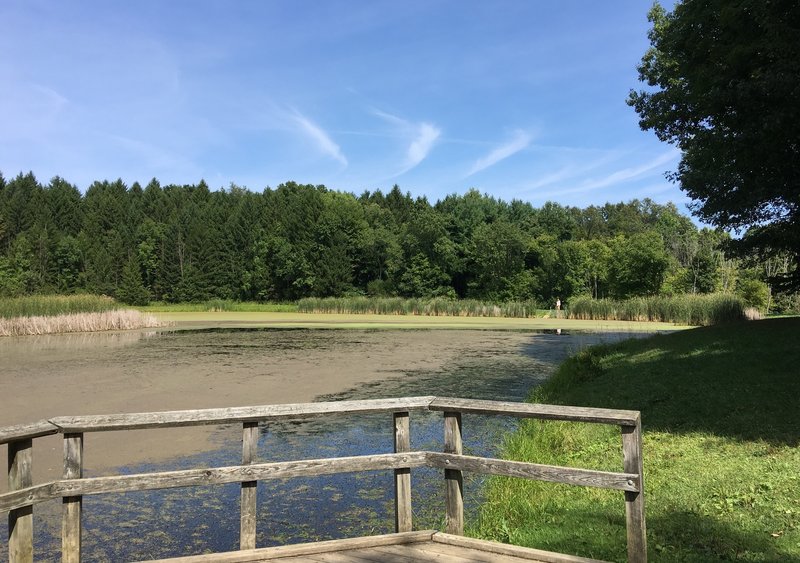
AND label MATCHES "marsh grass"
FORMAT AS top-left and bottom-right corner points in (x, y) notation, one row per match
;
(476, 318), (800, 562)
(297, 297), (546, 317)
(0, 310), (165, 336)
(567, 294), (747, 326)
(297, 295), (746, 325)
(0, 294), (123, 318)
(141, 300), (297, 313)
